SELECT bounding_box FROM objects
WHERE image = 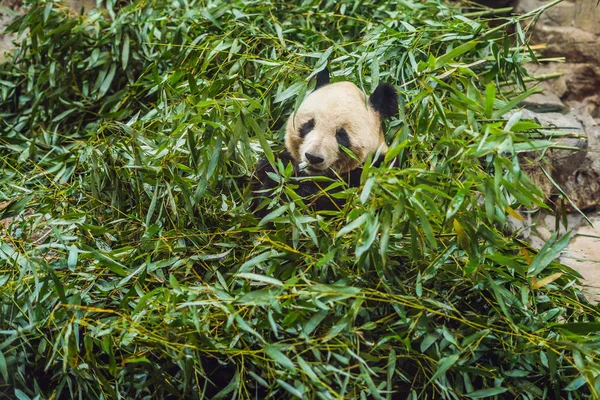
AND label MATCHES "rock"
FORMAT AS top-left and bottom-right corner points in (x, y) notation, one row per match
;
(574, 0), (600, 35)
(532, 26), (600, 64)
(564, 65), (600, 103)
(509, 110), (587, 169)
(559, 165), (600, 211)
(518, 0), (599, 34)
(514, 0), (600, 301)
(542, 211), (585, 234)
(0, 0), (23, 8)
(533, 225), (552, 241)
(509, 109), (600, 212)
(521, 86), (565, 112)
(519, 0), (600, 118)
(528, 235), (546, 251)
(543, 1), (575, 27)
(572, 102), (600, 175)
(524, 63), (569, 99)
(547, 107), (600, 212)
(516, 0), (544, 14)
(571, 95), (600, 120)
(526, 62), (600, 108)
(560, 214), (600, 302)
(68, 0), (99, 14)
(518, 0), (576, 27)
